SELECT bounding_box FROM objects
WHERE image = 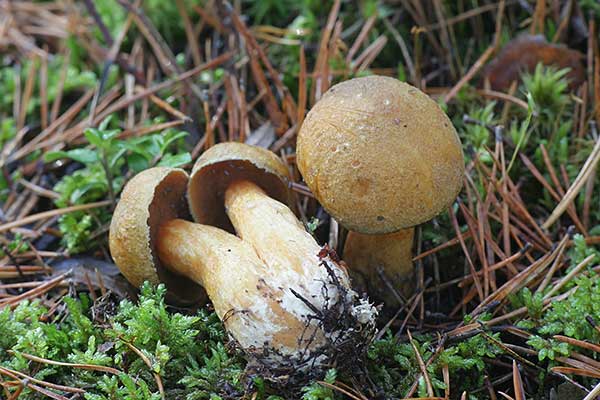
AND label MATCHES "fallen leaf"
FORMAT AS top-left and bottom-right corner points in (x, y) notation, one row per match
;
(483, 34), (585, 91)
(50, 257), (133, 299)
(245, 121), (276, 148)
